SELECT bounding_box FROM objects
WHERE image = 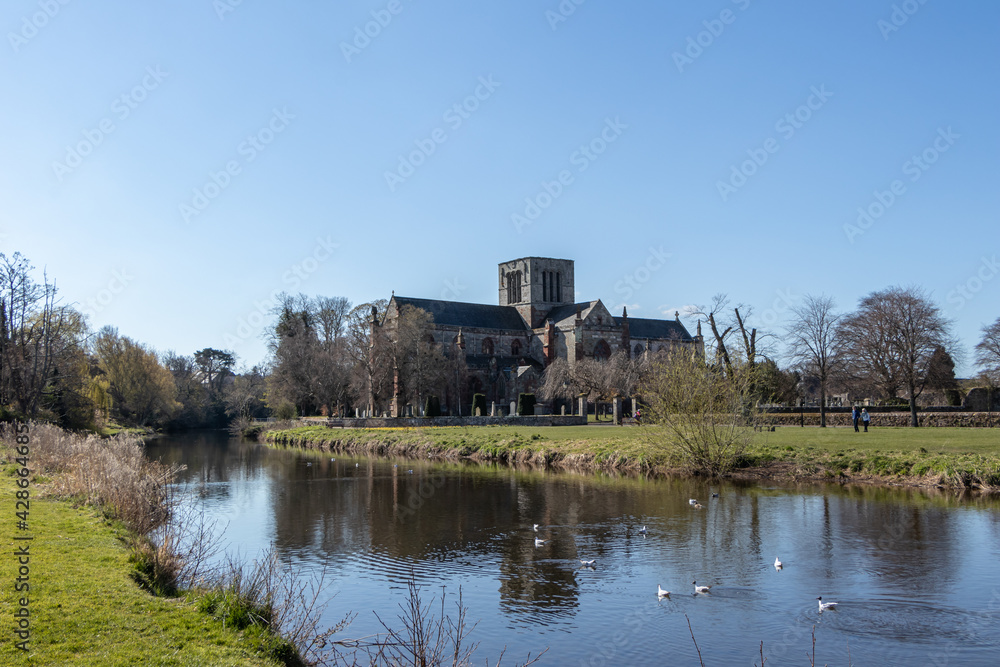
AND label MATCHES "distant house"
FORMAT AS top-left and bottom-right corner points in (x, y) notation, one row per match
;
(384, 257), (703, 409)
